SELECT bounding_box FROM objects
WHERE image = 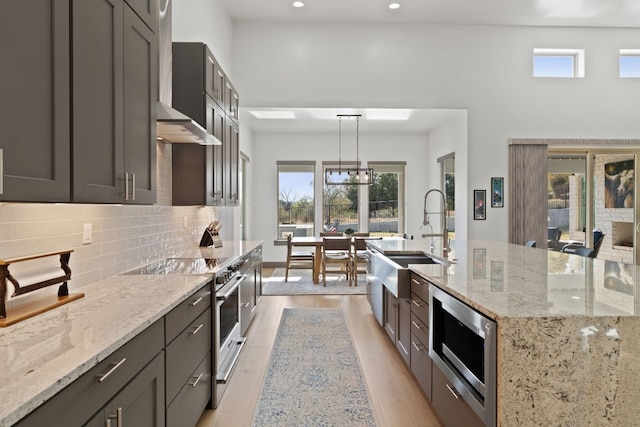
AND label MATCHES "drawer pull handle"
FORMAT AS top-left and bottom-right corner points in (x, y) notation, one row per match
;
(98, 358), (127, 383)
(412, 341), (425, 352)
(241, 302), (250, 308)
(190, 296), (203, 306)
(411, 278), (420, 285)
(446, 383), (461, 399)
(411, 299), (422, 307)
(191, 323), (204, 335)
(190, 372), (204, 387)
(412, 320), (424, 330)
